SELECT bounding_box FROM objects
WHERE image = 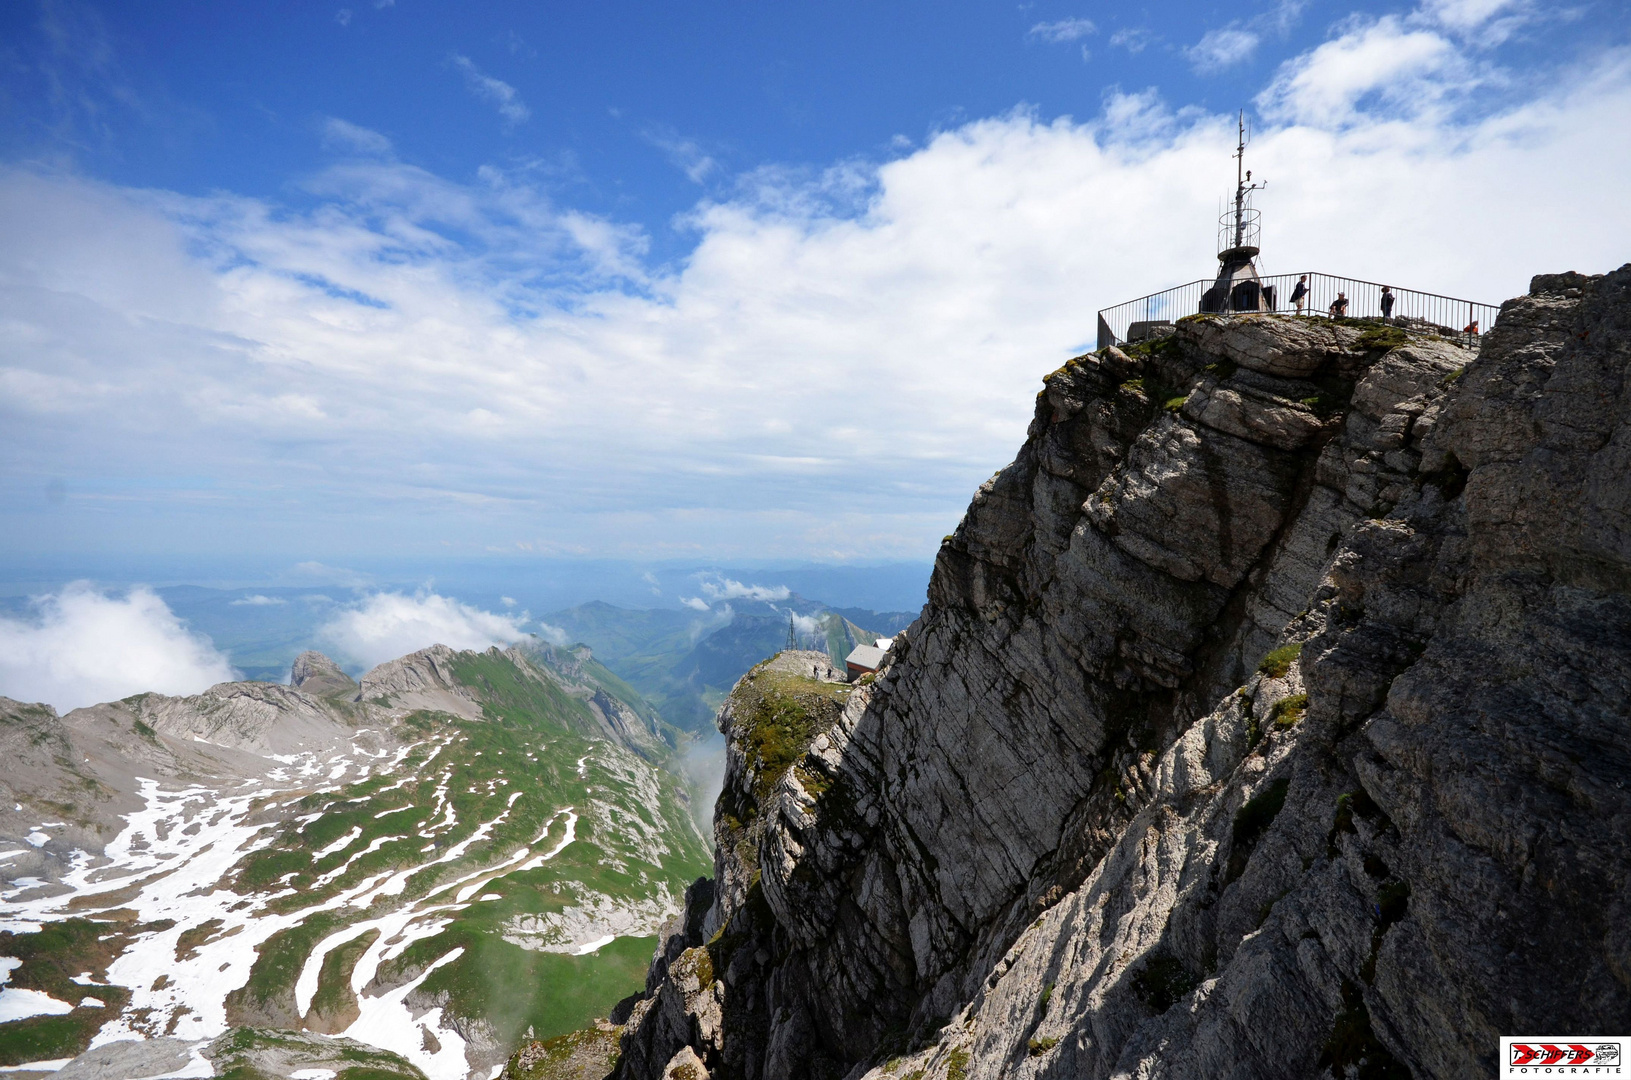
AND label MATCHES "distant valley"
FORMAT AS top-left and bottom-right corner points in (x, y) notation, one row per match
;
(0, 576), (918, 1079)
